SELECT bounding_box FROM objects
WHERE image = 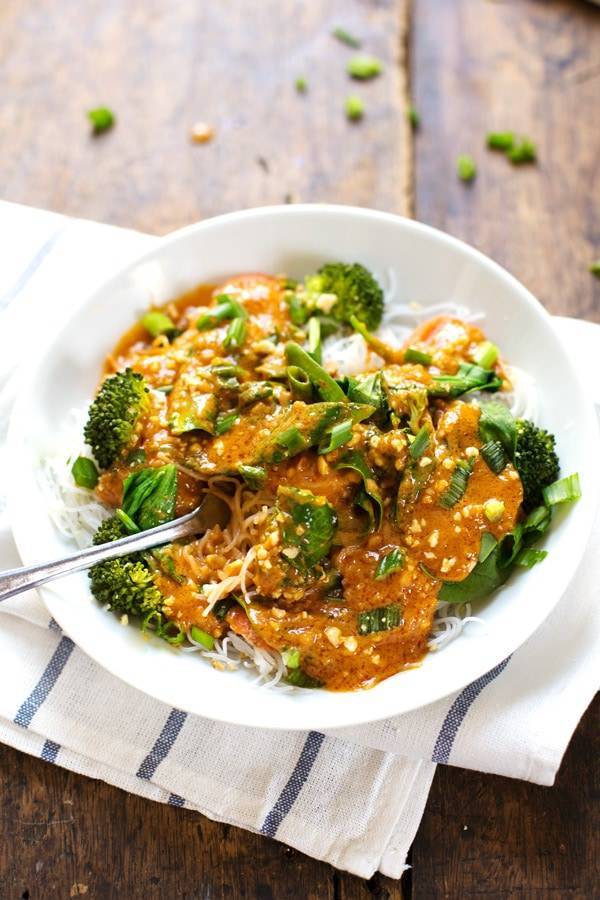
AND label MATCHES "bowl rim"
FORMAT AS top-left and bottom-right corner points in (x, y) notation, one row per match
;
(7, 203), (600, 730)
